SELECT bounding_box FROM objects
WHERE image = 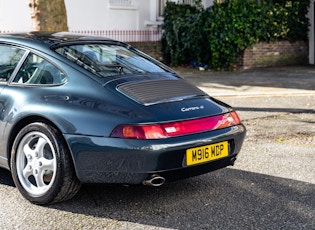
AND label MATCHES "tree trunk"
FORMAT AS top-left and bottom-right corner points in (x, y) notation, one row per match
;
(29, 0), (68, 31)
